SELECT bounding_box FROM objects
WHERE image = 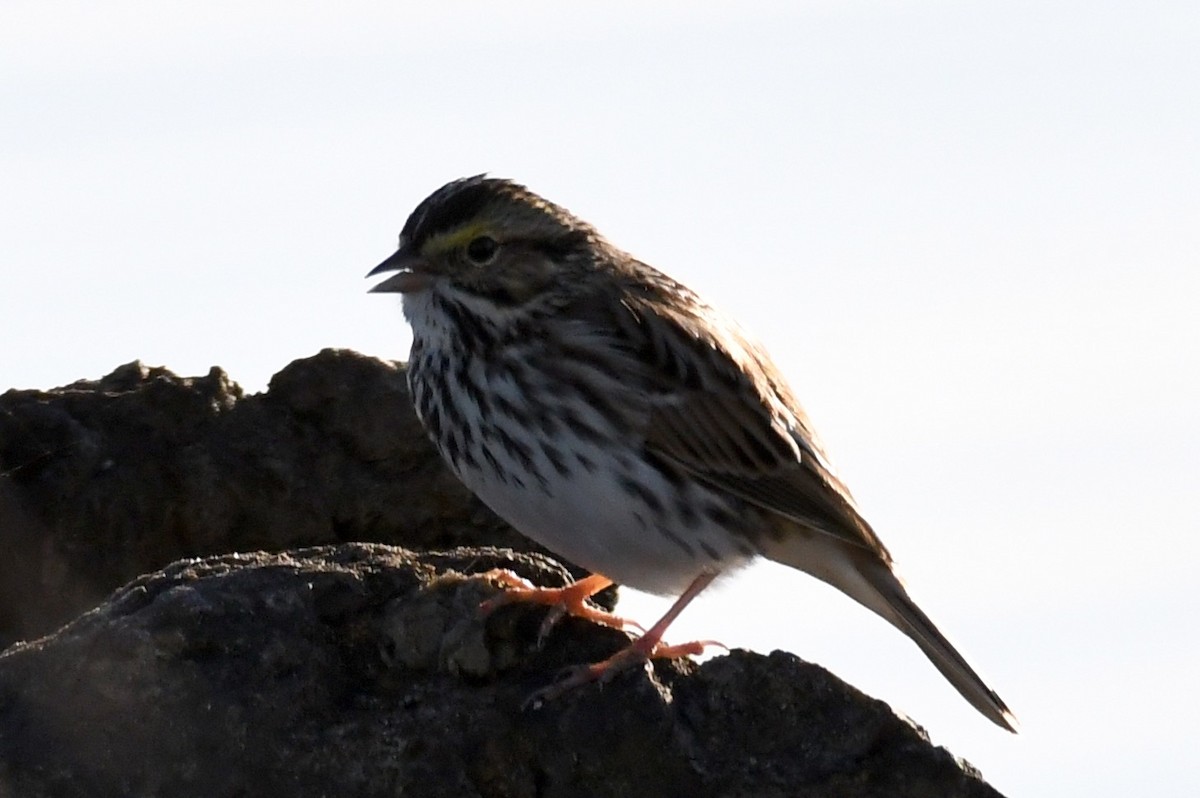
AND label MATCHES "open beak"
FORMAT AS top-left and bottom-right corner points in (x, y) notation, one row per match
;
(366, 249), (433, 294)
